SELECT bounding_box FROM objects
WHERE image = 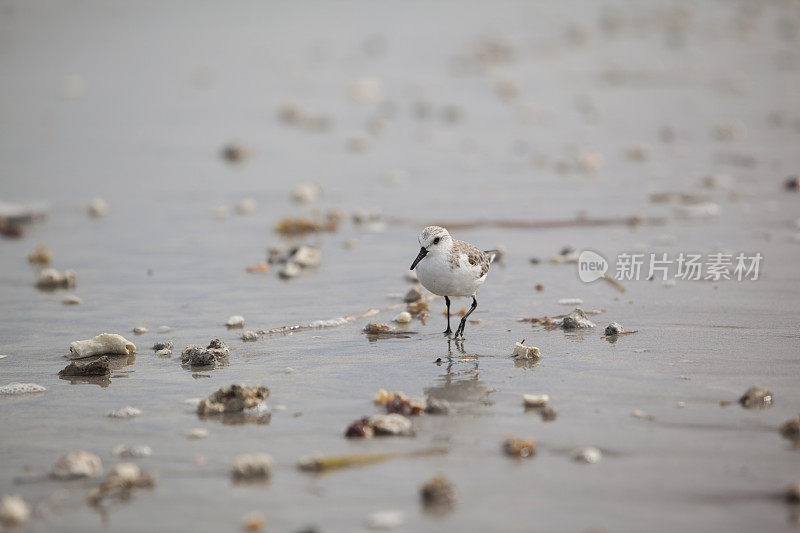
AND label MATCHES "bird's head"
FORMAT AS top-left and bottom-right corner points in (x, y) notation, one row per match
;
(410, 226), (452, 270)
